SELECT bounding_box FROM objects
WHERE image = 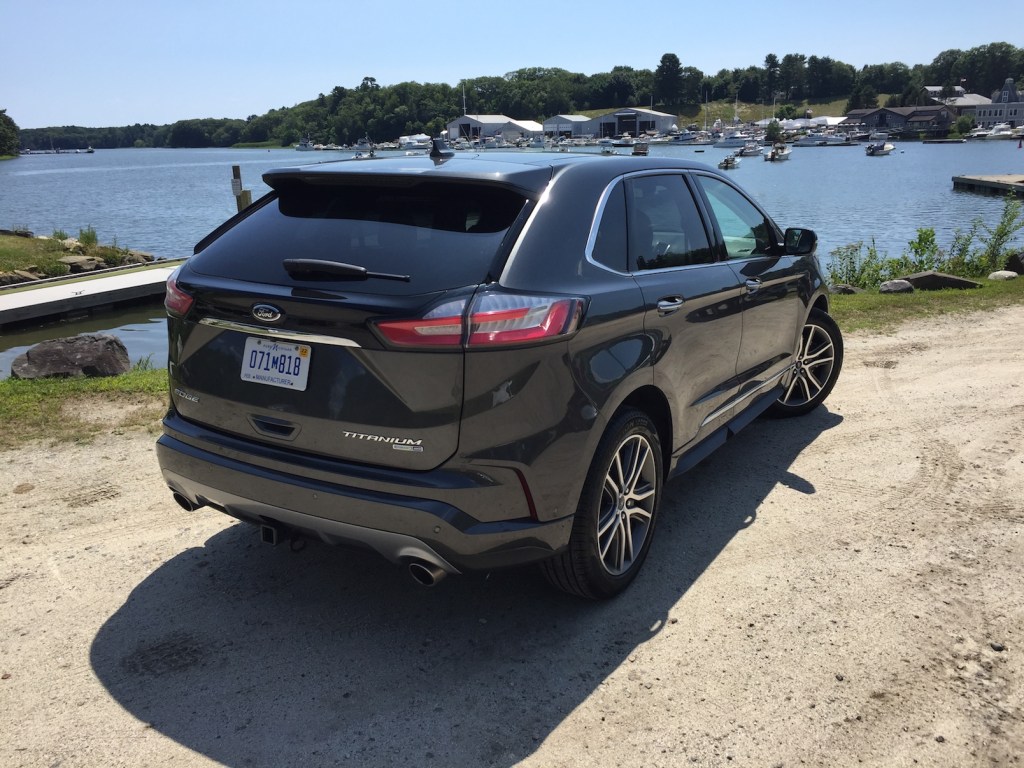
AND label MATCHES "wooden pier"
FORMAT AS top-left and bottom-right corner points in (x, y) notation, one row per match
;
(0, 258), (185, 329)
(952, 174), (1024, 197)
